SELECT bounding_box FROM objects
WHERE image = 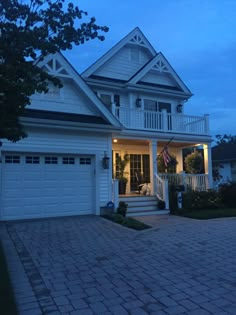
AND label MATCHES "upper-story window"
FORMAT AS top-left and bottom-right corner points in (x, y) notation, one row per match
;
(144, 99), (158, 111)
(99, 93), (120, 111)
